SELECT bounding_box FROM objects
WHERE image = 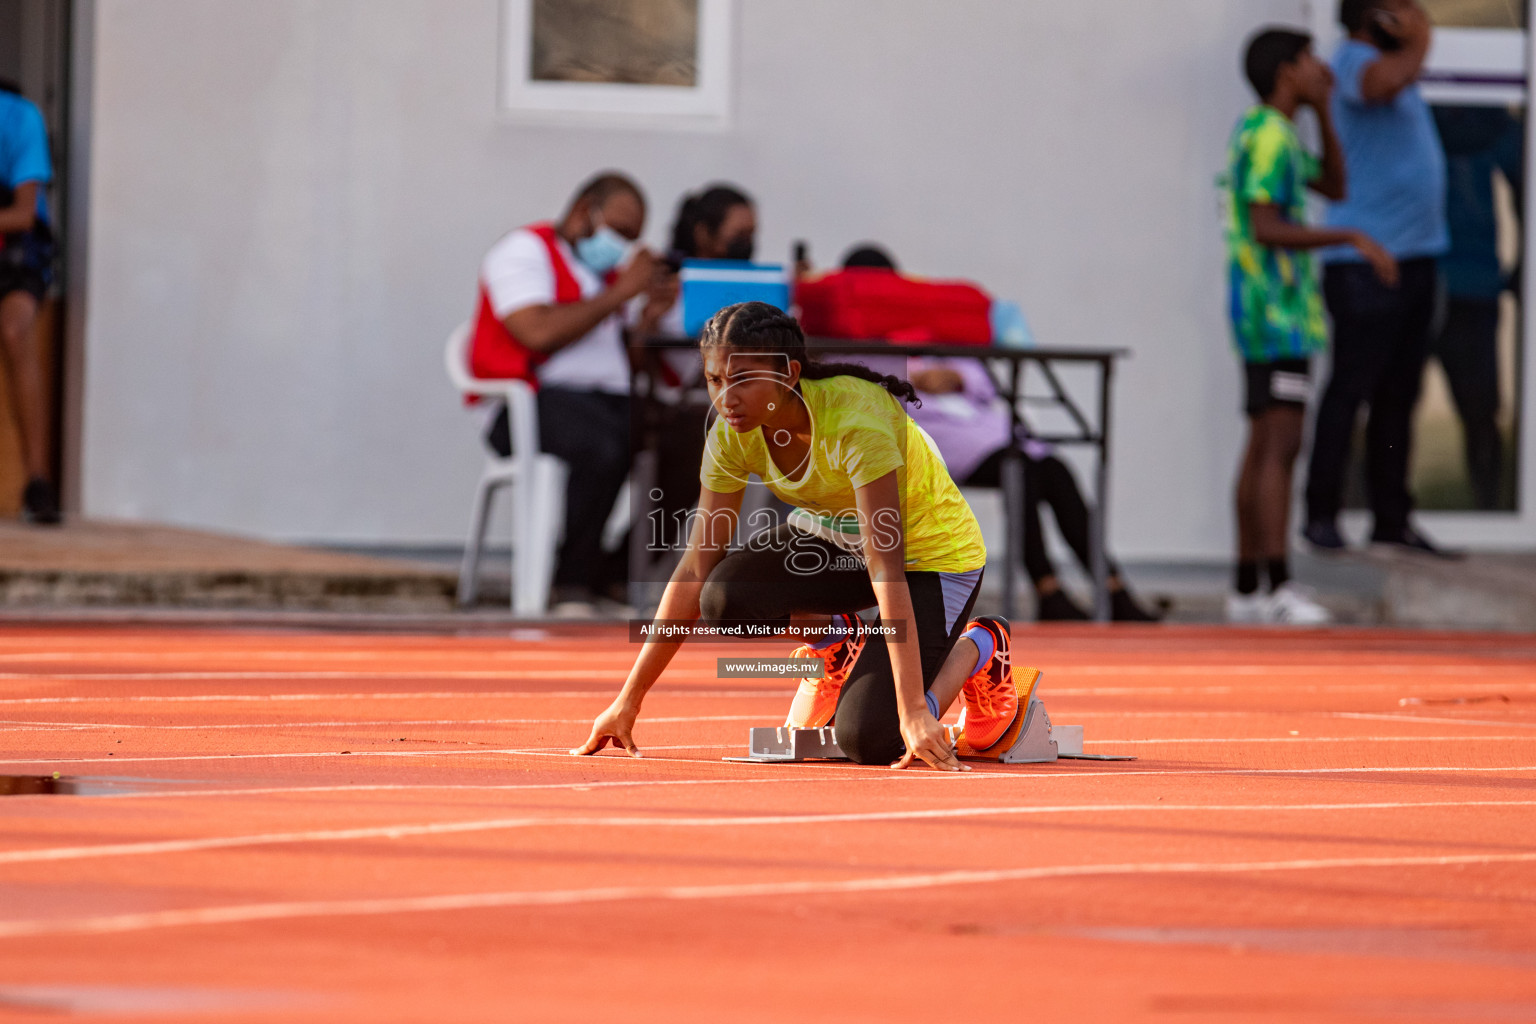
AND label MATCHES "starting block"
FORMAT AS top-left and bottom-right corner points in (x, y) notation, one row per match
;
(739, 725), (848, 763)
(723, 697), (1135, 765)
